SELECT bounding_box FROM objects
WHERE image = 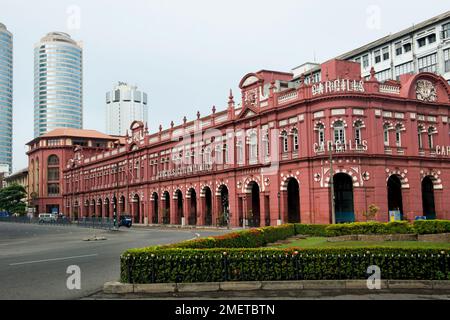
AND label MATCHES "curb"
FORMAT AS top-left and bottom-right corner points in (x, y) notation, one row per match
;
(103, 280), (450, 294)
